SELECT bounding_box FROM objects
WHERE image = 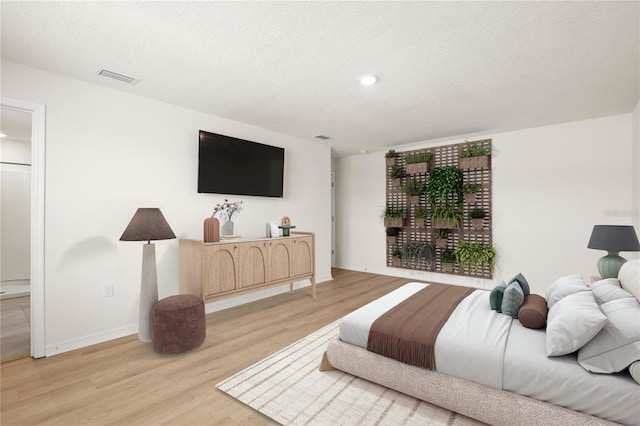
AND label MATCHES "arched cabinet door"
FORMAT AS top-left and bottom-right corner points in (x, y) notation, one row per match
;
(292, 236), (314, 278)
(268, 238), (291, 282)
(204, 244), (238, 296)
(239, 241), (268, 288)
